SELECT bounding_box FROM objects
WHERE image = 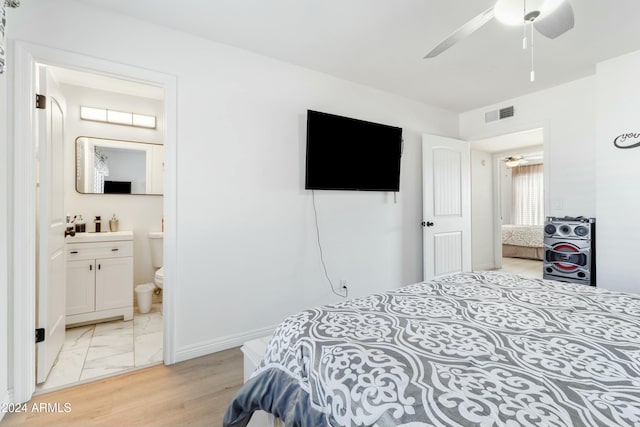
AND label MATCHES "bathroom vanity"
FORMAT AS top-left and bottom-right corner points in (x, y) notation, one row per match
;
(65, 231), (134, 325)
